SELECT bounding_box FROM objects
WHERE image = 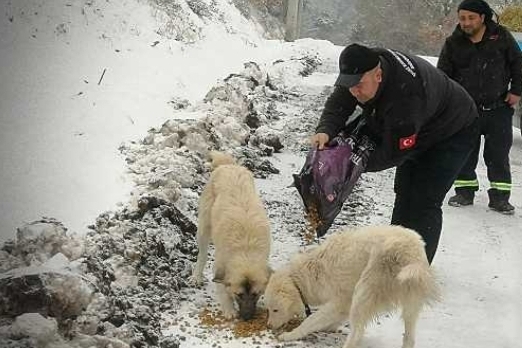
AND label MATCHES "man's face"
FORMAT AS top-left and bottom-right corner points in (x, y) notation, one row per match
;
(458, 10), (485, 36)
(348, 66), (382, 103)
